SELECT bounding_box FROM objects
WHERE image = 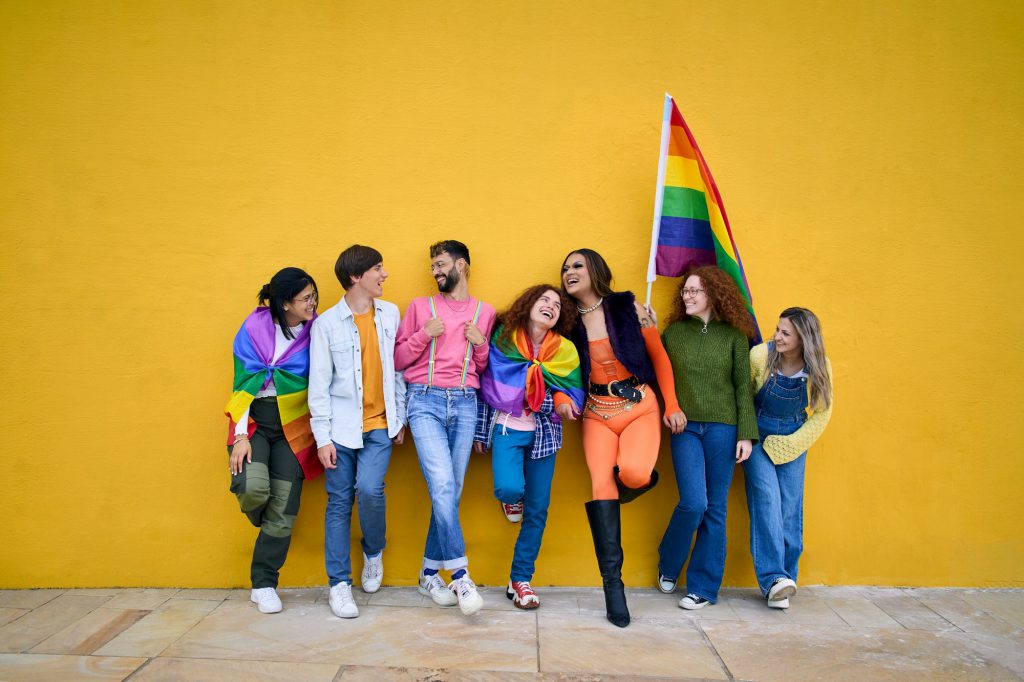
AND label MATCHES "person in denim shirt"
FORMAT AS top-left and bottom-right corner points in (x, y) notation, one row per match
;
(308, 245), (407, 620)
